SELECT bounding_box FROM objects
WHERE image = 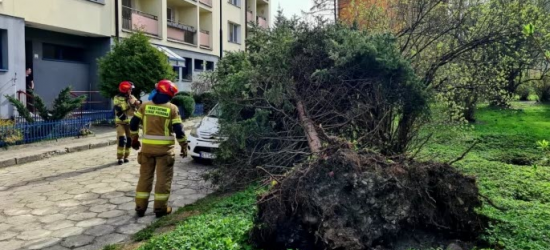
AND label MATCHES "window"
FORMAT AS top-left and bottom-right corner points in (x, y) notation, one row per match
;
(173, 66), (181, 81)
(86, 0), (105, 4)
(229, 23), (241, 44)
(229, 0), (241, 7)
(182, 57), (192, 81)
(167, 8), (175, 22)
(194, 59), (204, 71)
(0, 29), (7, 70)
(206, 61), (214, 71)
(43, 43), (86, 63)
